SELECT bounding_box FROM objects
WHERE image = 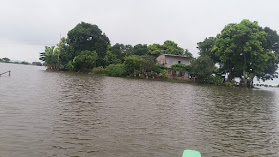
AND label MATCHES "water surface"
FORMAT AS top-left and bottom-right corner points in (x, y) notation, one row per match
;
(1, 63), (279, 156)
